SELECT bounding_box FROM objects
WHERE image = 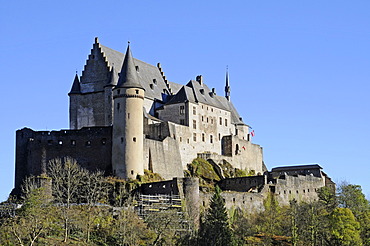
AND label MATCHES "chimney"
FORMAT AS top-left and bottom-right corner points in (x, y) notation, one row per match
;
(196, 75), (203, 86)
